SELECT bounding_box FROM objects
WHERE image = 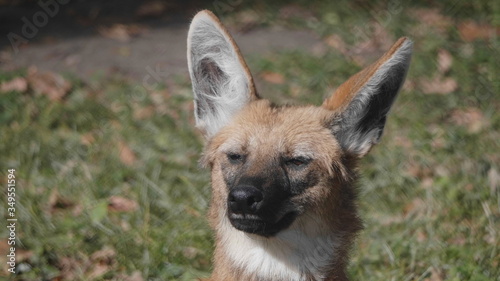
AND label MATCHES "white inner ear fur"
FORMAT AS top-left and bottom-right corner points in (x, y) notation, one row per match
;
(187, 12), (253, 138)
(339, 39), (413, 156)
